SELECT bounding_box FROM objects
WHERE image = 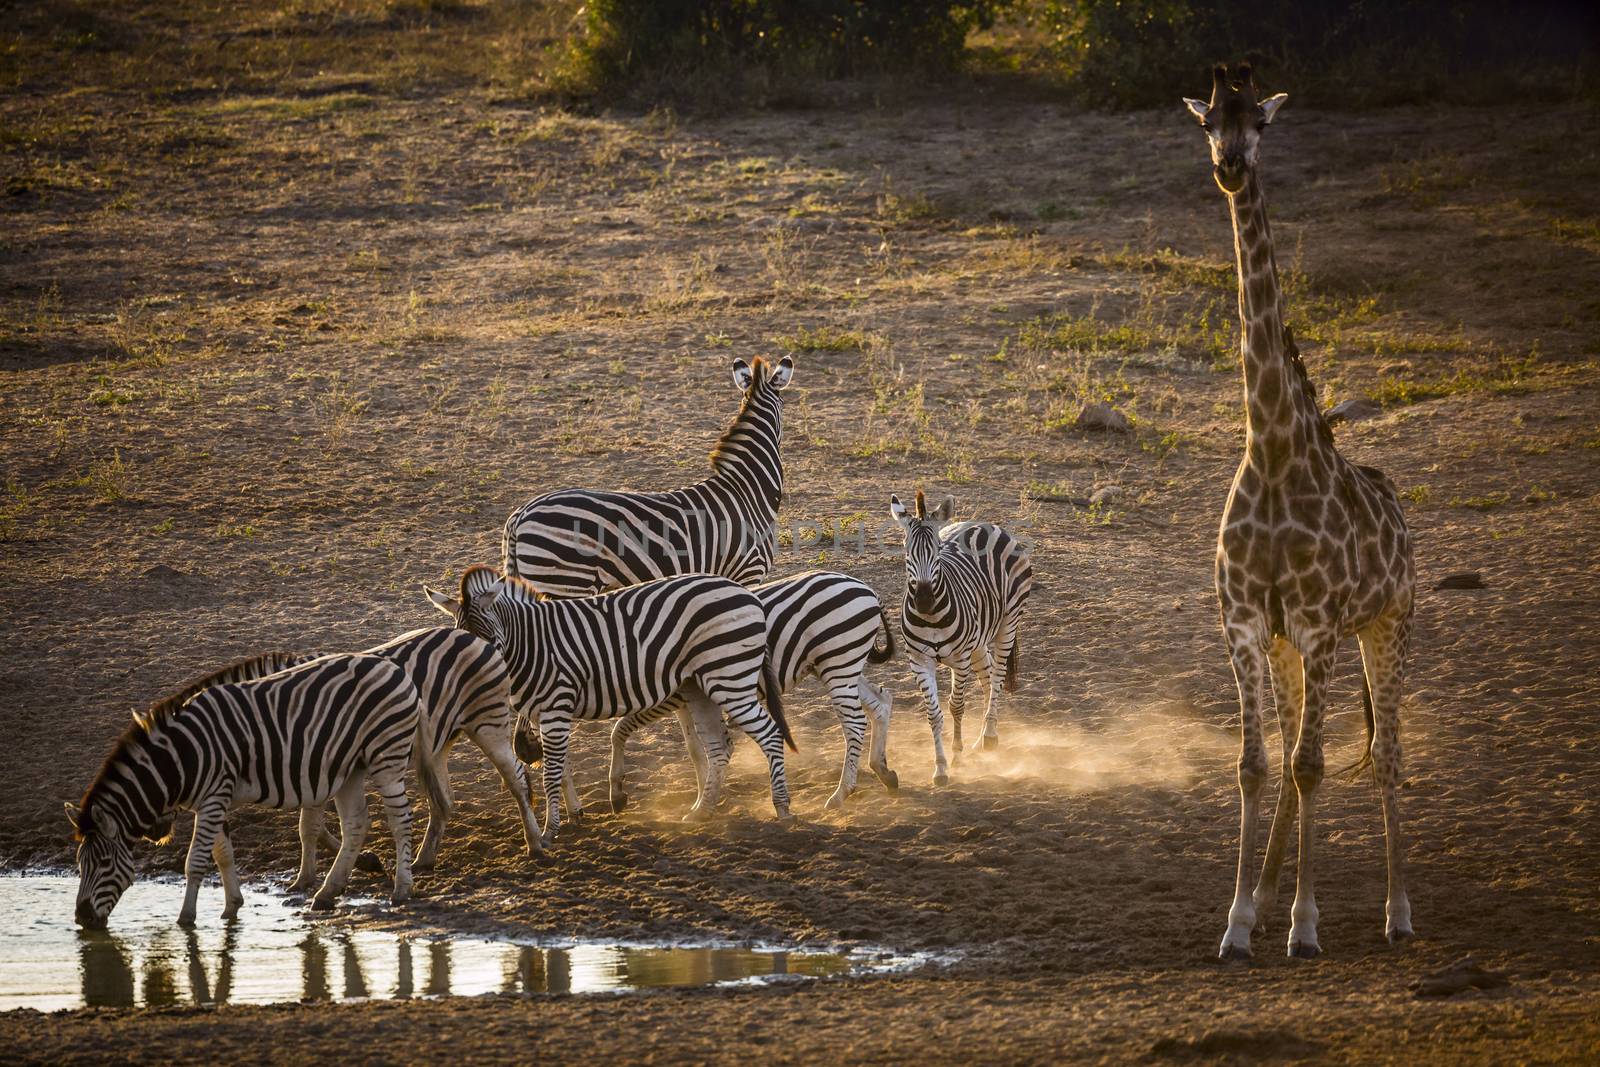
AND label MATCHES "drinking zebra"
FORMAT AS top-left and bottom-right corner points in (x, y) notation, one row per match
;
(146, 629), (543, 877)
(891, 491), (1033, 785)
(602, 570), (899, 815)
(501, 355), (792, 597)
(424, 566), (795, 838)
(67, 653), (421, 928)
